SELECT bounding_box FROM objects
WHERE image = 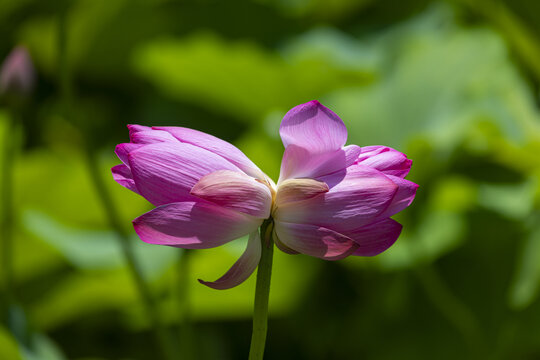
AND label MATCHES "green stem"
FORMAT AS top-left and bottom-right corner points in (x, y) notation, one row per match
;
(1, 114), (16, 303)
(177, 249), (195, 360)
(85, 150), (176, 360)
(56, 9), (175, 360)
(414, 264), (485, 355)
(248, 220), (275, 360)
